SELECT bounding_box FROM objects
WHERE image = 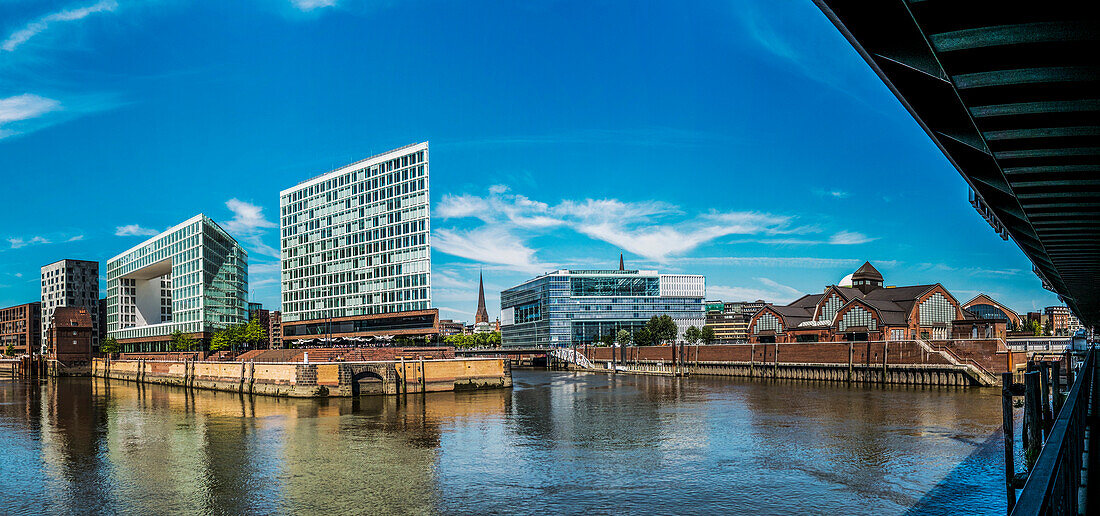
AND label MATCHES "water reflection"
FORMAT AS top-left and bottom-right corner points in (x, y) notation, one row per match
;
(0, 371), (1006, 515)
